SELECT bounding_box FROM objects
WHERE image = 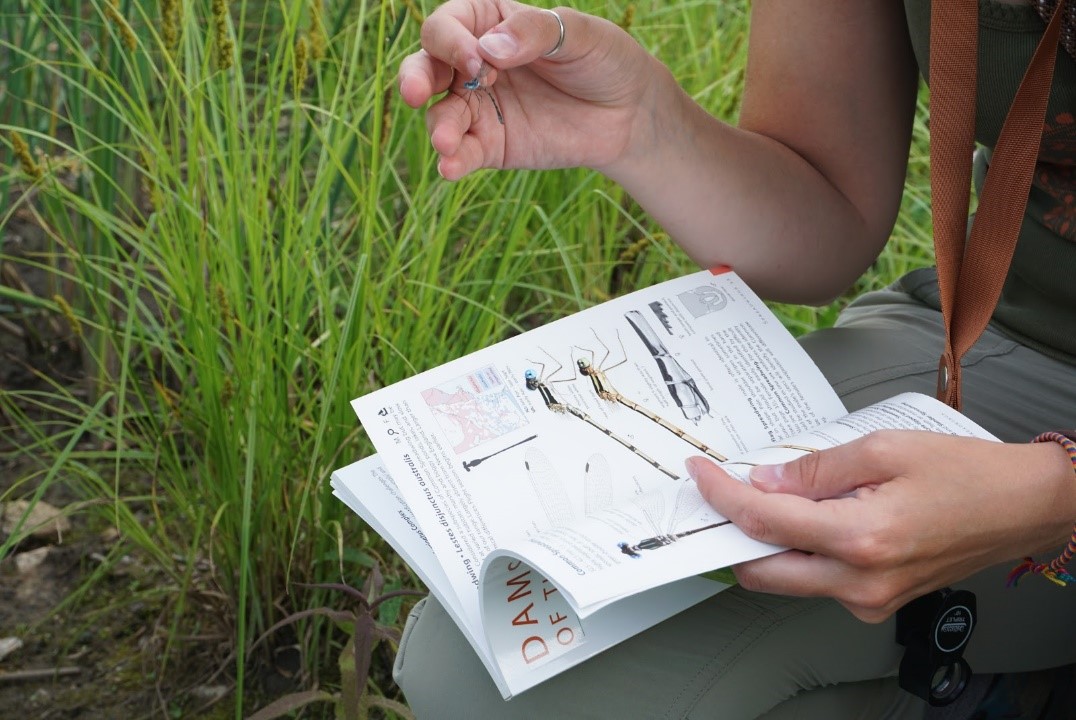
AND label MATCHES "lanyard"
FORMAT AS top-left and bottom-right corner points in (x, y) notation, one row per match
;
(929, 0), (1067, 410)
